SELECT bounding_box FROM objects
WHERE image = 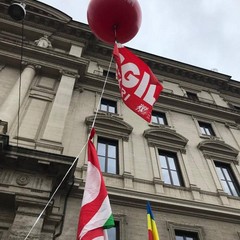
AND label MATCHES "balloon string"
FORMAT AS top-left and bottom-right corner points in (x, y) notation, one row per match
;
(23, 53), (114, 240)
(113, 25), (117, 43)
